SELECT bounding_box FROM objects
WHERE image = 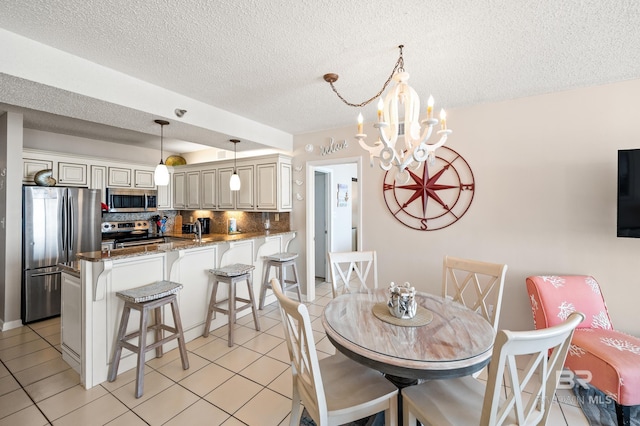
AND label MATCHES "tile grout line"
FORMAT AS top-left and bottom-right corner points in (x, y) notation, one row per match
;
(0, 322), (58, 425)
